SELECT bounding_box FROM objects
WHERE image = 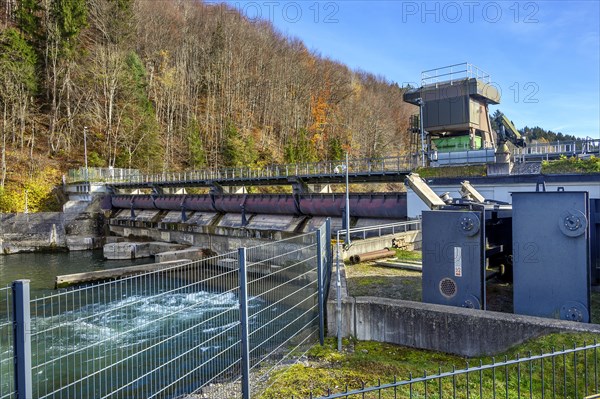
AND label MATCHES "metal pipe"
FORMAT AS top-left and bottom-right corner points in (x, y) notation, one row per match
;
(352, 250), (396, 264)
